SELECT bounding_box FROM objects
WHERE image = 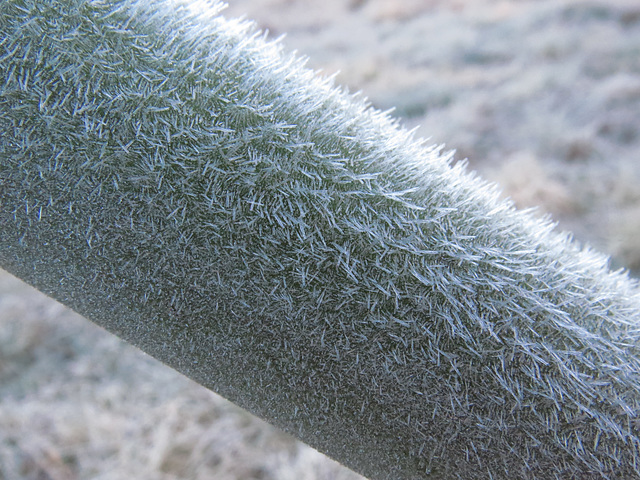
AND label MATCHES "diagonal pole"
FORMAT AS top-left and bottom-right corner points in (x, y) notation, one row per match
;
(1, 1), (640, 478)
